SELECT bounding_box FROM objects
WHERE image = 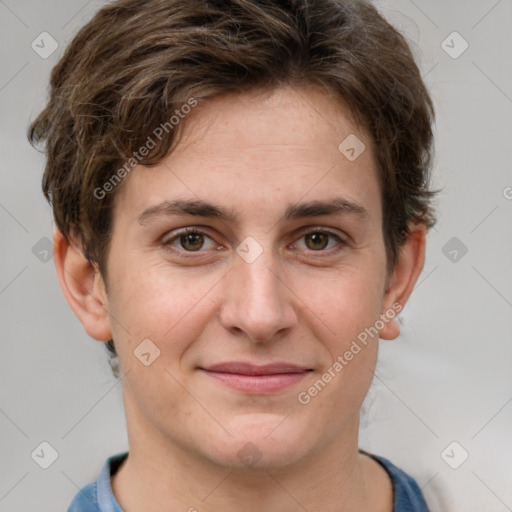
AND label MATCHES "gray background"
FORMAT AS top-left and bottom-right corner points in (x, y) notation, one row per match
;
(1, 0), (511, 510)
